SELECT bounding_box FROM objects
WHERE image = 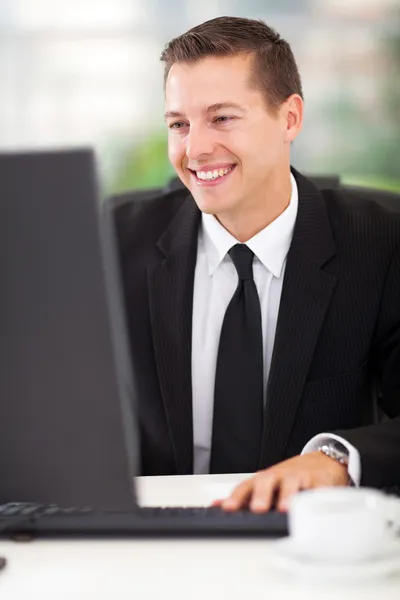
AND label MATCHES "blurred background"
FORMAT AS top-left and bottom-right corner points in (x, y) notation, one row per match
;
(0, 0), (399, 195)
